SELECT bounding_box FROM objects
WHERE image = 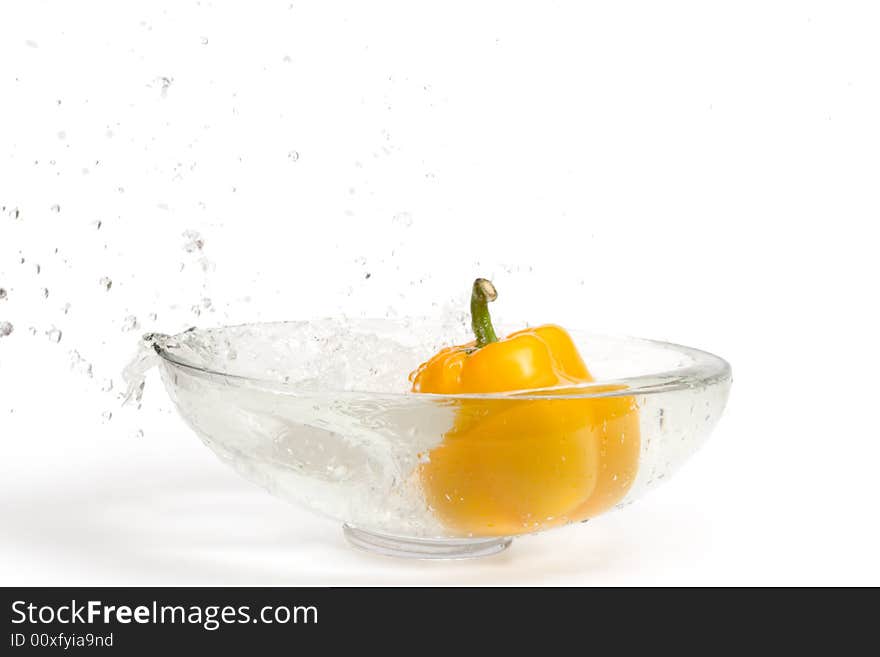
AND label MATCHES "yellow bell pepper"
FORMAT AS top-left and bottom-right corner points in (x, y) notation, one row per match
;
(410, 279), (641, 536)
